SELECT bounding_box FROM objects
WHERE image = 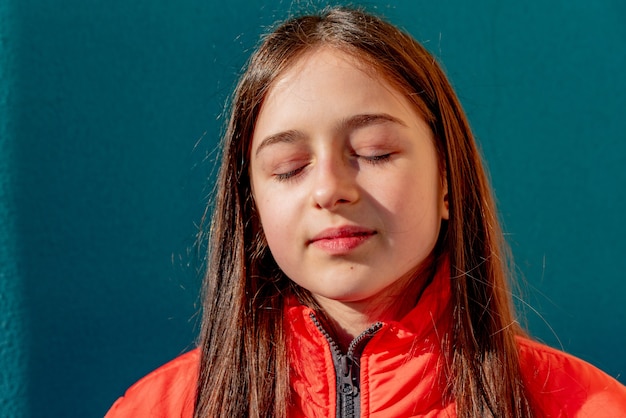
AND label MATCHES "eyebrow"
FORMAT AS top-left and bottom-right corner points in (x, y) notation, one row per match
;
(340, 113), (407, 132)
(254, 113), (406, 157)
(254, 129), (305, 157)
